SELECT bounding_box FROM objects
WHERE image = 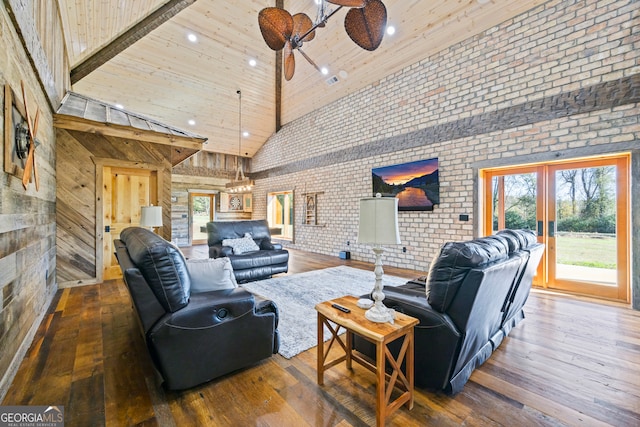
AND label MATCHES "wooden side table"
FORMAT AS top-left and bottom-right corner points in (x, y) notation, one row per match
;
(315, 295), (419, 427)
